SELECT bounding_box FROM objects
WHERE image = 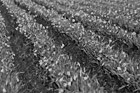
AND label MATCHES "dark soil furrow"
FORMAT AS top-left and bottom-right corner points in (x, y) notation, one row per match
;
(30, 0), (140, 60)
(12, 1), (139, 93)
(31, 0), (140, 36)
(0, 1), (59, 93)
